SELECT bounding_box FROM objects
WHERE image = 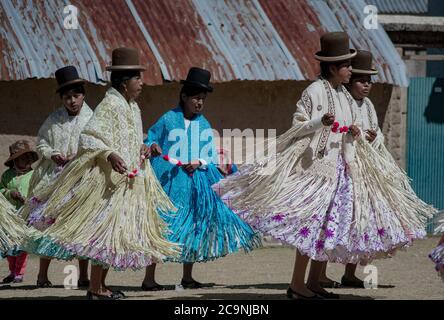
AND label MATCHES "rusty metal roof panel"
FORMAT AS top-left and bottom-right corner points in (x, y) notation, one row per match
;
(366, 0), (428, 14)
(70, 0), (164, 85)
(0, 0), (407, 86)
(127, 0), (236, 83)
(190, 0), (304, 81)
(258, 0), (327, 80)
(0, 0), (164, 85)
